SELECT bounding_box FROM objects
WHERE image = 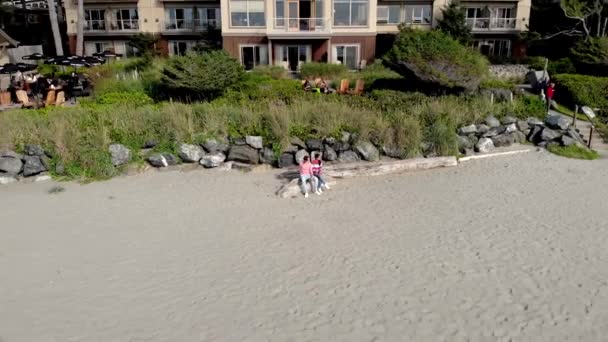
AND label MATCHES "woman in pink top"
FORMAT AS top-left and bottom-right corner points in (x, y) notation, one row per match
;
(299, 156), (318, 198)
